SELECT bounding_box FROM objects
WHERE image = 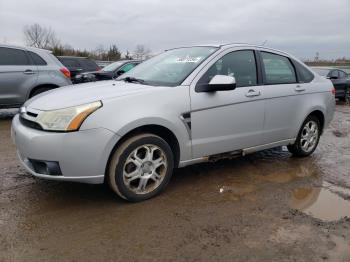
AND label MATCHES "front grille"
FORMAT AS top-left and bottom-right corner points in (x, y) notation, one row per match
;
(19, 116), (43, 130)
